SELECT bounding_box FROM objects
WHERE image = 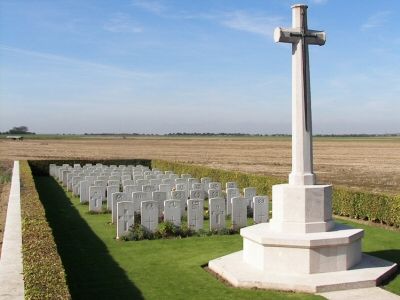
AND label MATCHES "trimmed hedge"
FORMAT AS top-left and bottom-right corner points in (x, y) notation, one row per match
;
(152, 159), (400, 227)
(332, 188), (400, 227)
(20, 160), (71, 300)
(28, 159), (152, 176)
